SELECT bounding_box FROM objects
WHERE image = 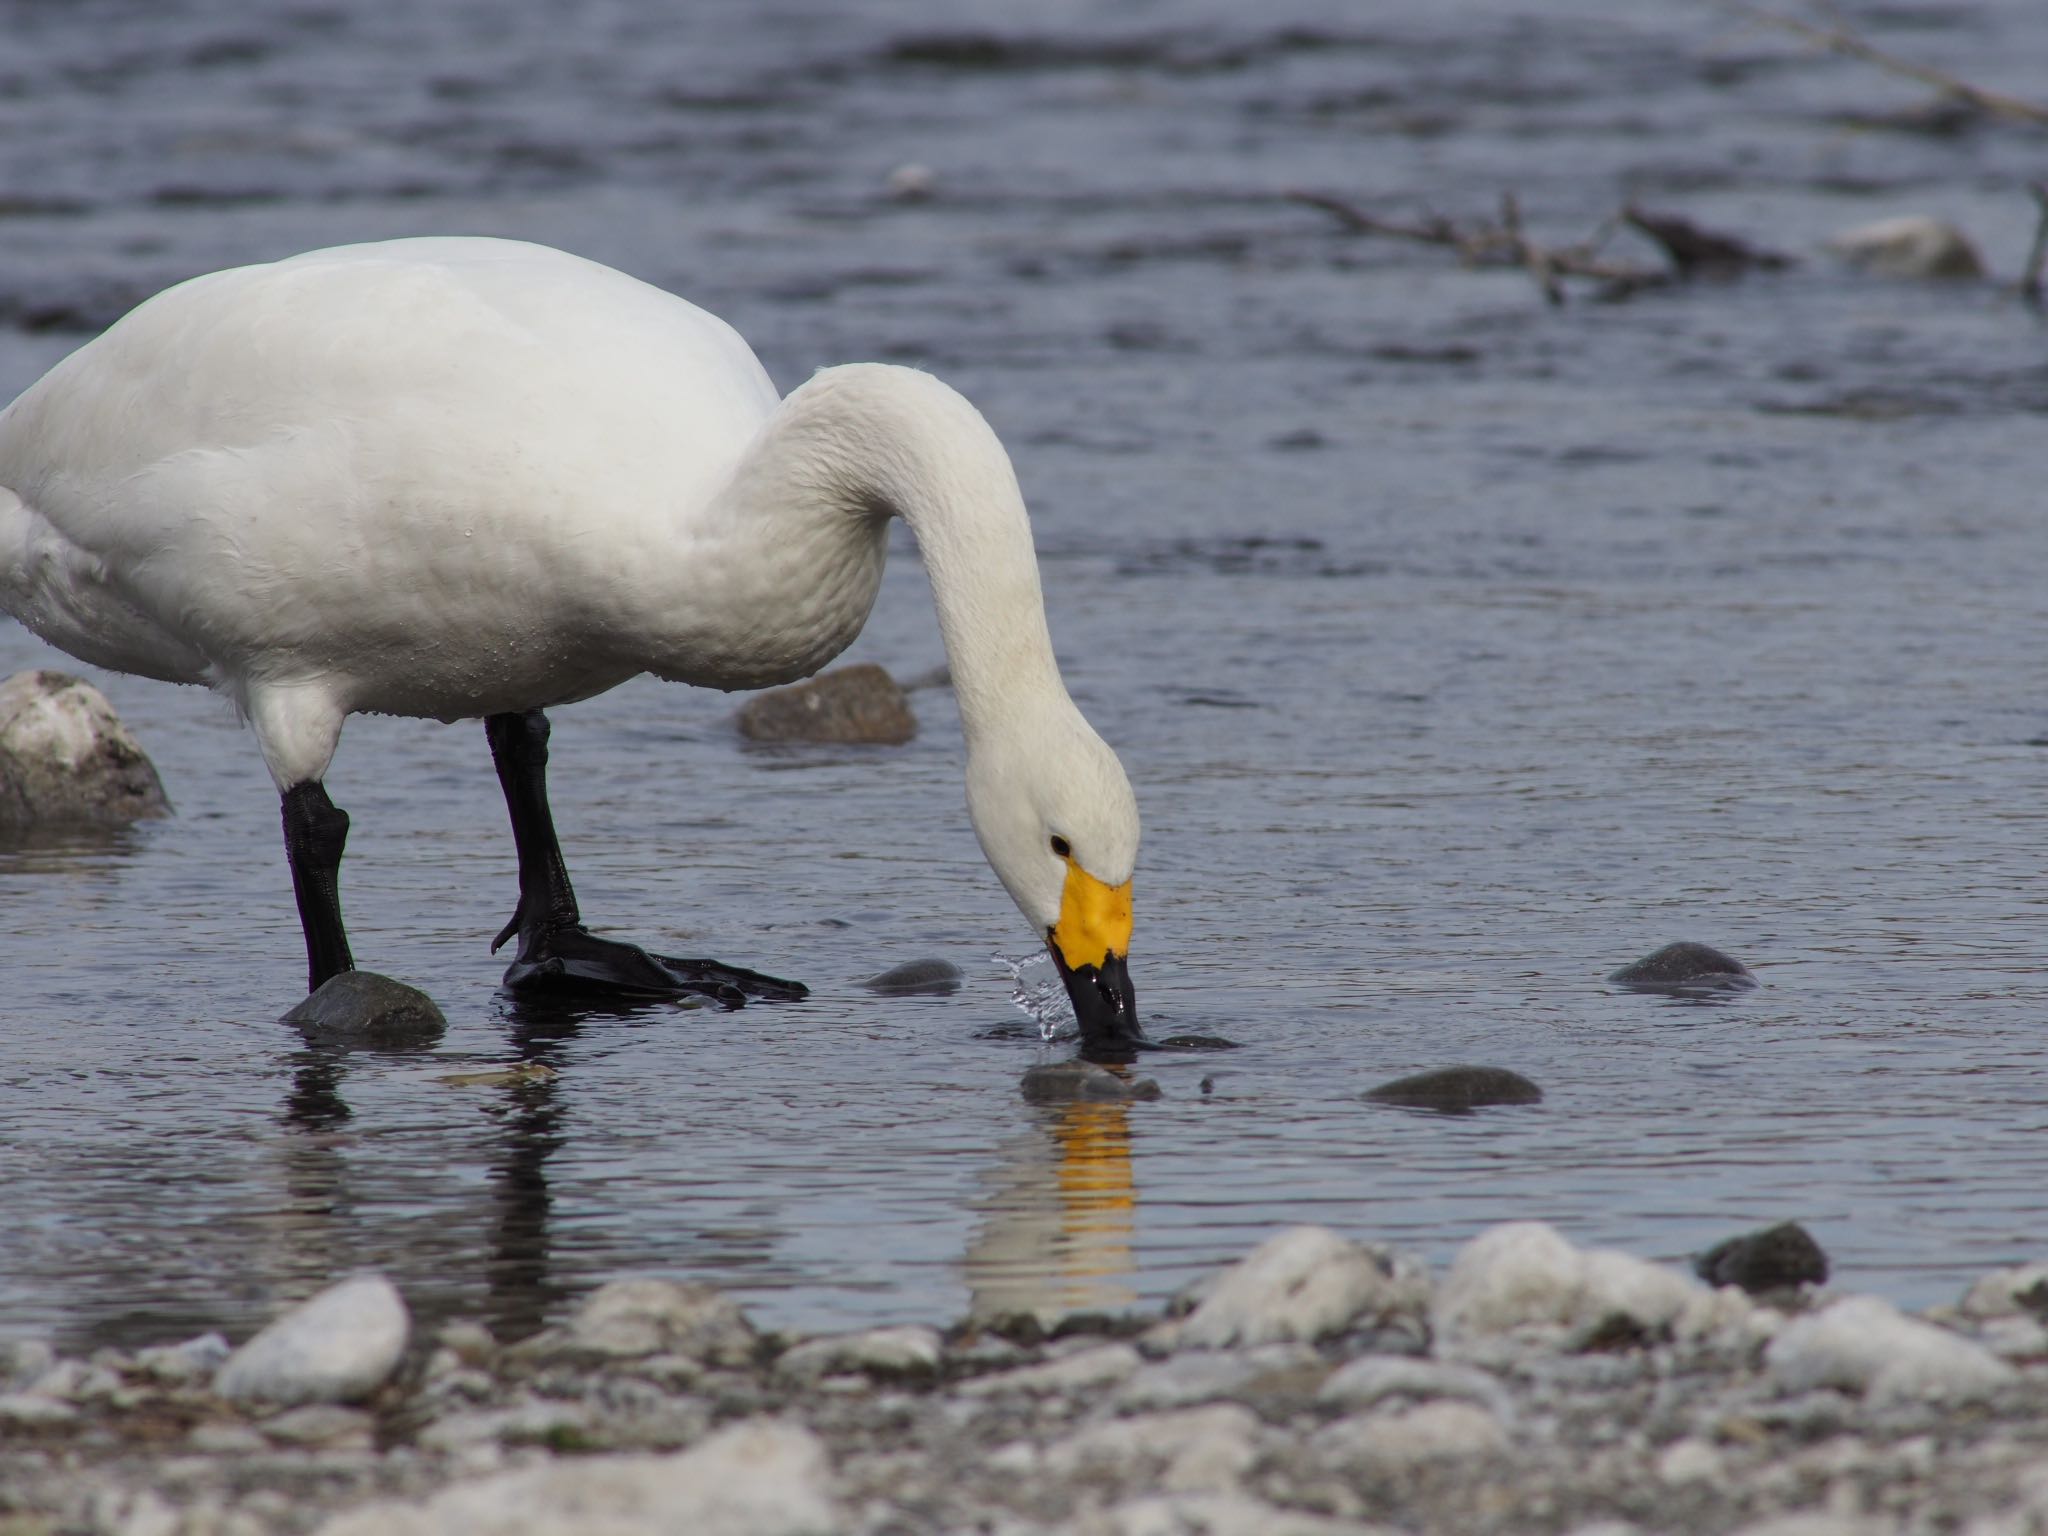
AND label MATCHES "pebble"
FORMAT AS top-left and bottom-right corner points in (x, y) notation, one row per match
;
(774, 1324), (943, 1383)
(135, 1332), (232, 1386)
(1171, 1226), (1431, 1349)
(282, 970), (448, 1045)
(3, 1233), (2046, 1535)
(1362, 1065), (1542, 1112)
(315, 1420), (838, 1536)
(533, 1276), (757, 1366)
(1957, 1262), (2048, 1320)
(0, 669), (171, 828)
(1434, 1221), (1705, 1345)
(1766, 1294), (2014, 1401)
(215, 1274), (410, 1407)
(1312, 1400), (1508, 1473)
(735, 662), (917, 745)
(1606, 941), (1756, 994)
